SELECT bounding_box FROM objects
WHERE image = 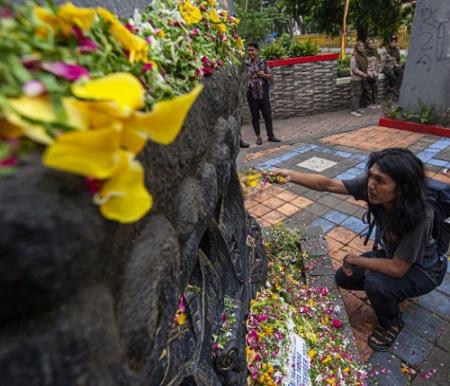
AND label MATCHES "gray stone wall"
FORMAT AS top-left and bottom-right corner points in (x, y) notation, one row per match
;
(0, 67), (267, 385)
(243, 59), (389, 124)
